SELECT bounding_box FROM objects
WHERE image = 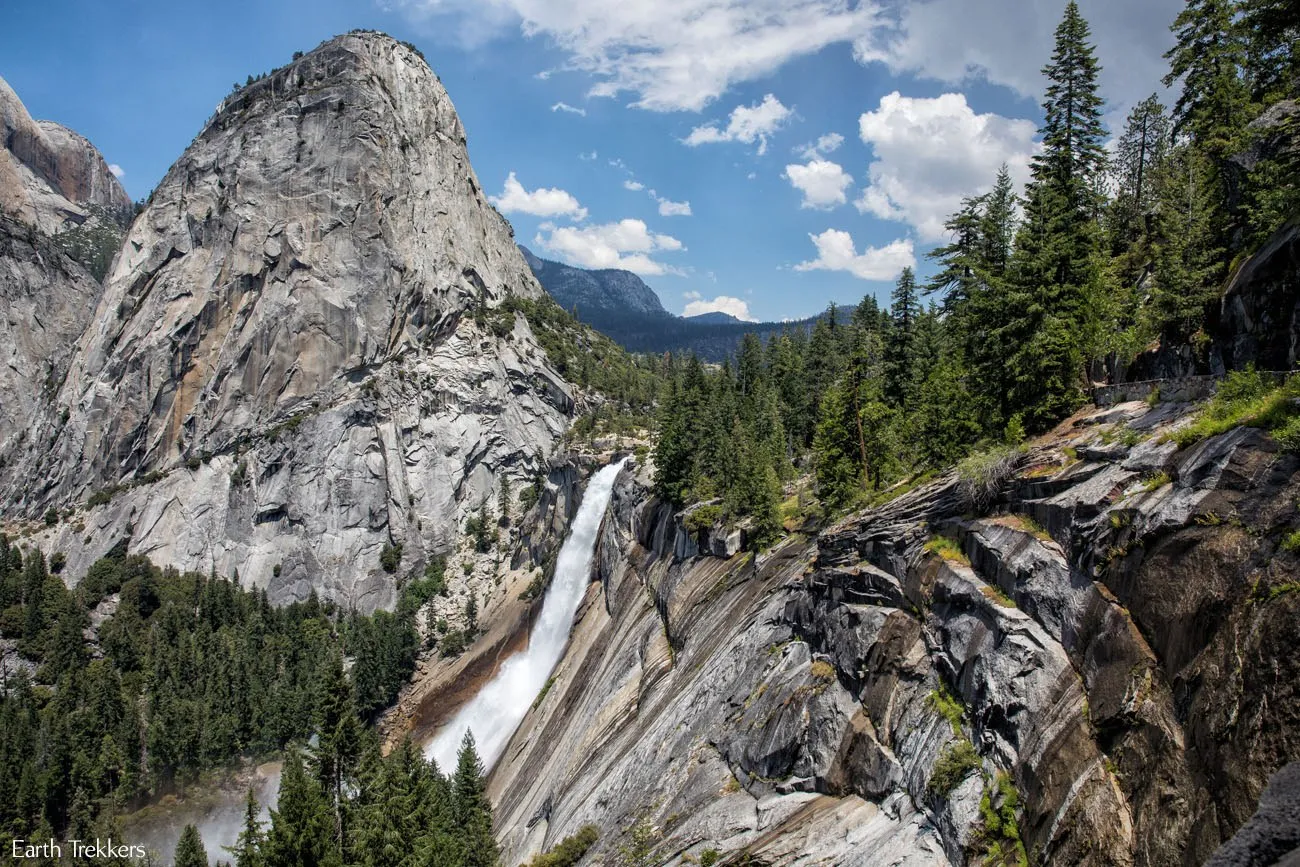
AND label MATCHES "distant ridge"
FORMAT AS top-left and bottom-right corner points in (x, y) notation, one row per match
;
(520, 245), (815, 360)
